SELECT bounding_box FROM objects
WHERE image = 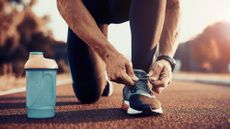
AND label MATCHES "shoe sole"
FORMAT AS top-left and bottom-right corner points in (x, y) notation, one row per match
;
(121, 100), (163, 116)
